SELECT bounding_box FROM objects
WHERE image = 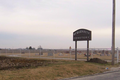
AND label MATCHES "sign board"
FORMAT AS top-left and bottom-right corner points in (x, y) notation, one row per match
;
(73, 28), (92, 61)
(73, 29), (91, 41)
